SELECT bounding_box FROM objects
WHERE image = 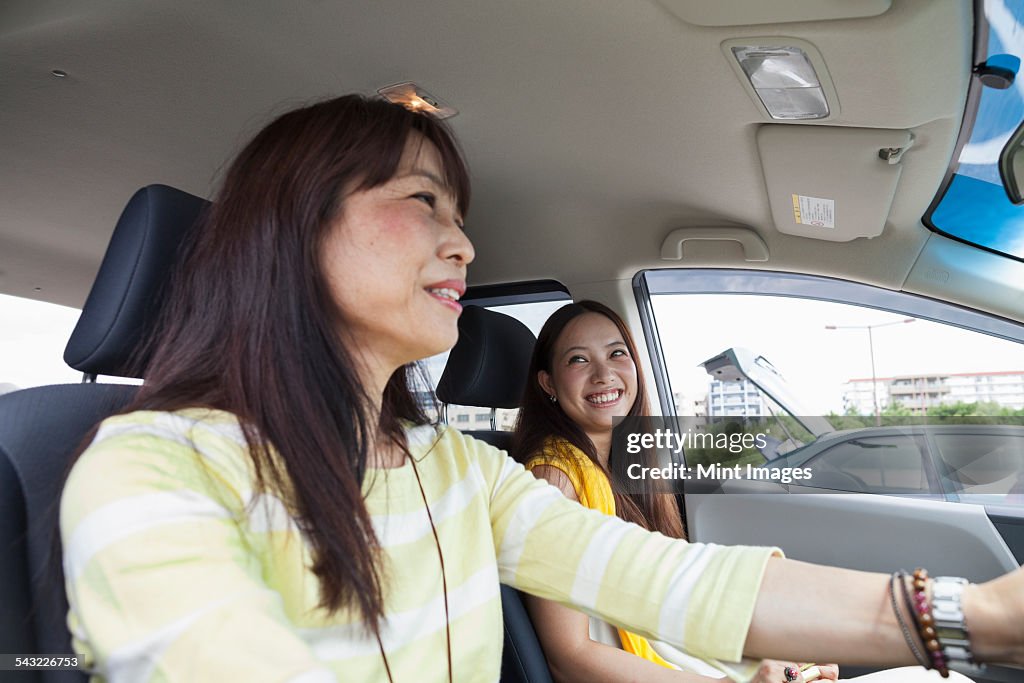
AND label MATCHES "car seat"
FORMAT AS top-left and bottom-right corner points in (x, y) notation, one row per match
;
(0, 184), (210, 682)
(435, 304), (535, 451)
(435, 305), (553, 683)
